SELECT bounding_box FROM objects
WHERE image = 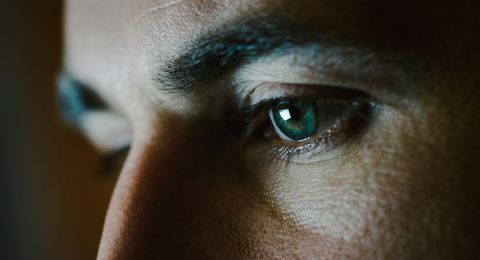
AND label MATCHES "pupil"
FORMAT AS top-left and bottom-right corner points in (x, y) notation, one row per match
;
(272, 100), (317, 141)
(288, 106), (301, 121)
